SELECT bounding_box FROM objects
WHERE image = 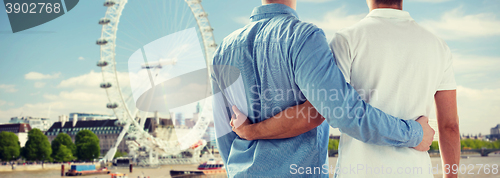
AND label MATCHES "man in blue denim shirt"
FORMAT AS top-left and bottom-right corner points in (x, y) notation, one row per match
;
(212, 1), (434, 177)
